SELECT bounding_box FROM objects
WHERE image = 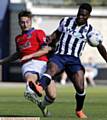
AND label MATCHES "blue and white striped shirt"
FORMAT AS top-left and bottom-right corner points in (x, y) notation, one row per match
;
(55, 17), (102, 57)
